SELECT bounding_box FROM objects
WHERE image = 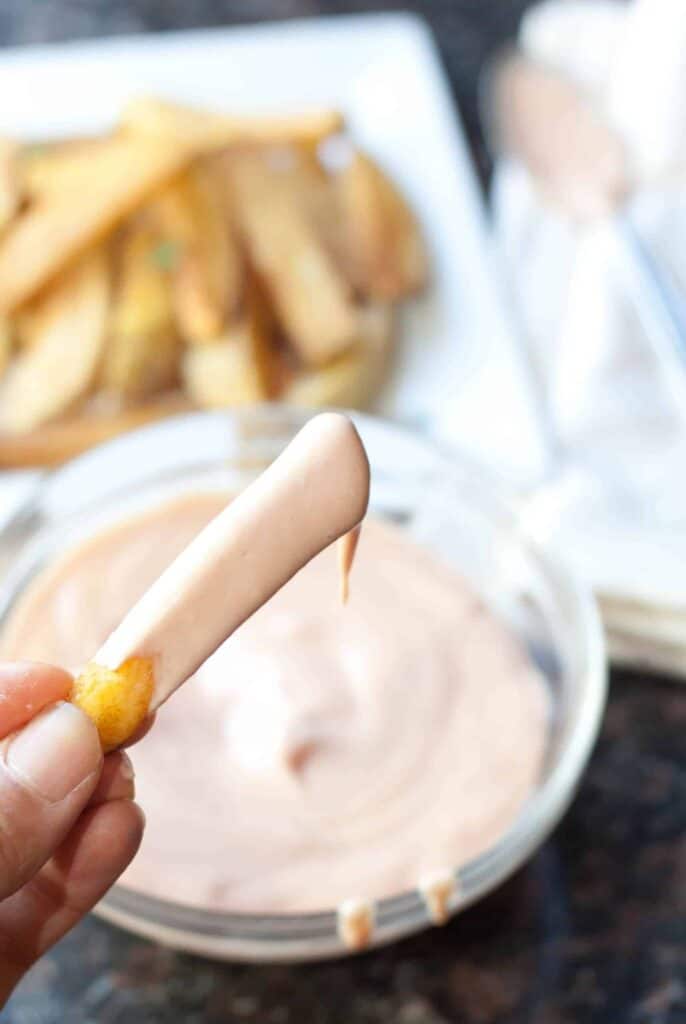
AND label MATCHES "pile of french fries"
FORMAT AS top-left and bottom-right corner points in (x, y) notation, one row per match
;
(0, 98), (428, 467)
